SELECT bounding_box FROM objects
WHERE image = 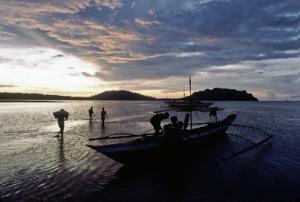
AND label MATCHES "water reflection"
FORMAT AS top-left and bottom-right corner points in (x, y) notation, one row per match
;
(86, 160), (212, 202)
(57, 136), (65, 166)
(89, 119), (93, 133)
(101, 124), (106, 135)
